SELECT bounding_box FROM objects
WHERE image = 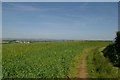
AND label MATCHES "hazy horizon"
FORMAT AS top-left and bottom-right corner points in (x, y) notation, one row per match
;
(3, 2), (118, 40)
(2, 37), (114, 41)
